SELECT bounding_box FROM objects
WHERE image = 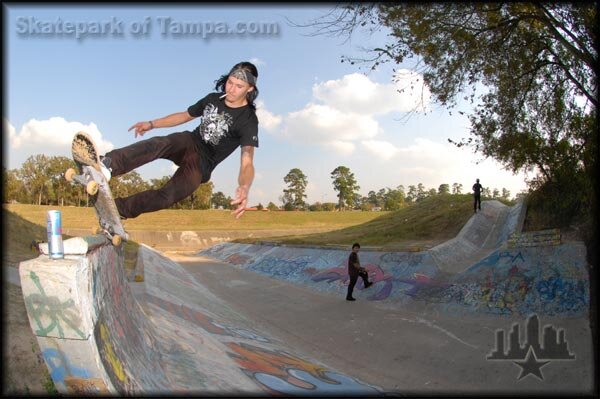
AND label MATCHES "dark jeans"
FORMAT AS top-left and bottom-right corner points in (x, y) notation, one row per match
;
(474, 194), (481, 212)
(106, 132), (203, 219)
(347, 271), (370, 299)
